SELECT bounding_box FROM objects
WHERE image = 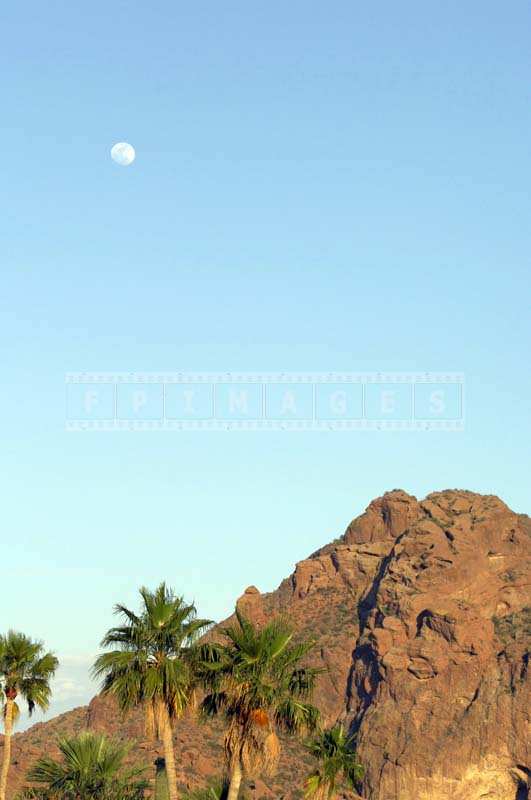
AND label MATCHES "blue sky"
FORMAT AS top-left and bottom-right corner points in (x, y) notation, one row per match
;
(1, 1), (530, 726)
